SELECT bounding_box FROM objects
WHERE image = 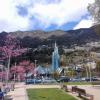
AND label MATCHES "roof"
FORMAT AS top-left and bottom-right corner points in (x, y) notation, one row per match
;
(34, 66), (51, 74)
